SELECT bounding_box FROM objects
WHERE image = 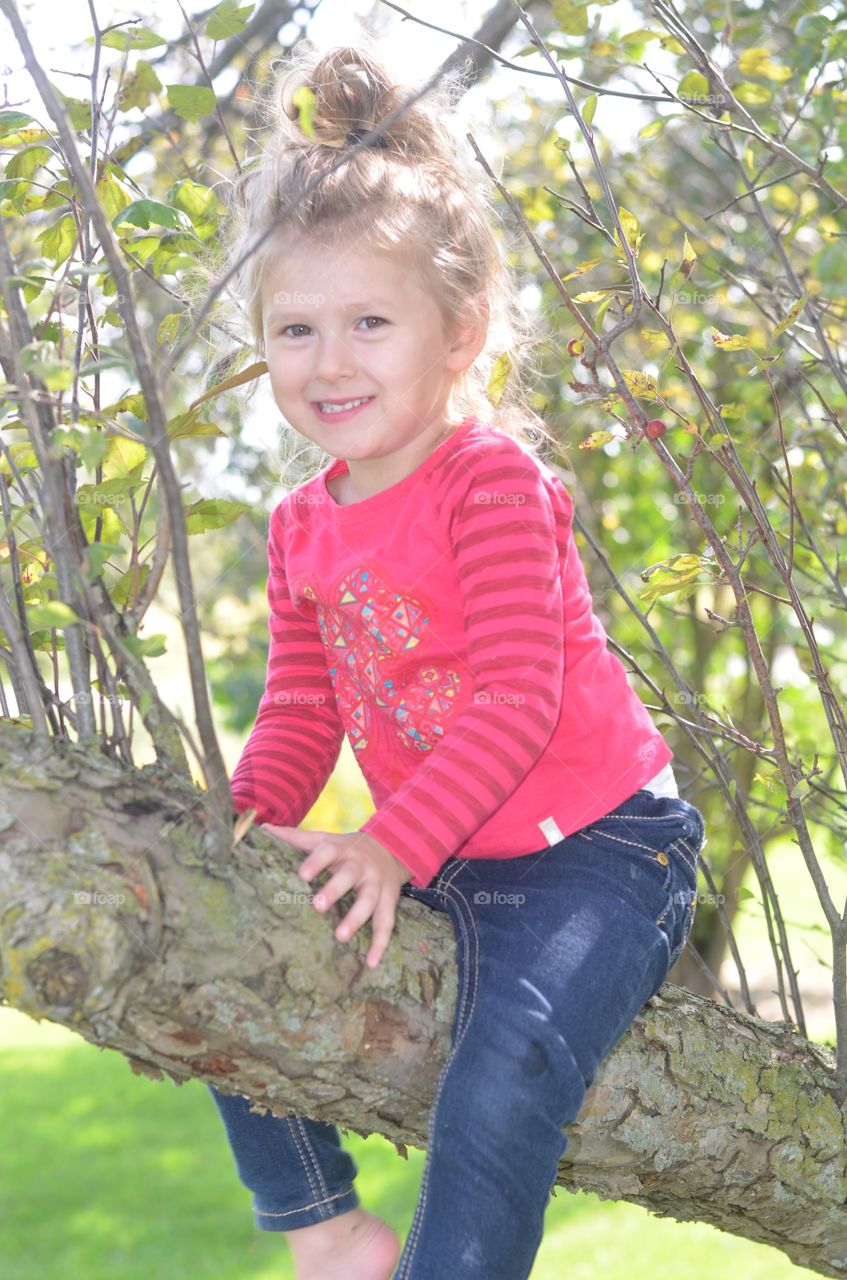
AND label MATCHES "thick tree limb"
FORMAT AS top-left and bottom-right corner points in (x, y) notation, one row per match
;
(1, 721), (845, 1276)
